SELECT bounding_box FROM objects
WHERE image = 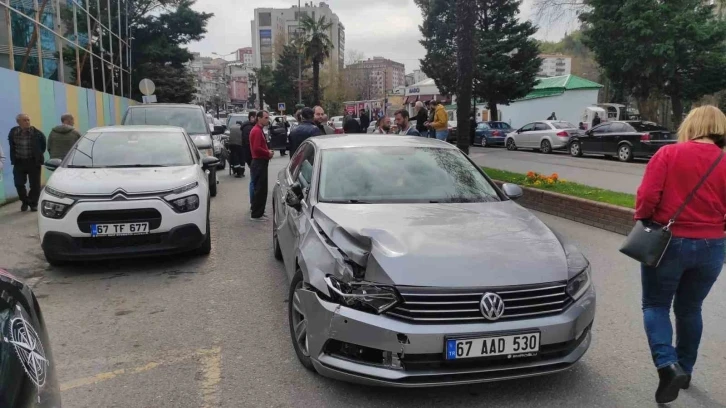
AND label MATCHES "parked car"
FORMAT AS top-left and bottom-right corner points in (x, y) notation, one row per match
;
(329, 116), (345, 134)
(0, 268), (61, 407)
(446, 120), (458, 143)
(226, 113), (247, 129)
(39, 126), (218, 266)
(474, 121), (513, 147)
(505, 120), (579, 153)
(568, 121), (675, 162)
(272, 135), (595, 387)
(122, 104), (223, 197)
